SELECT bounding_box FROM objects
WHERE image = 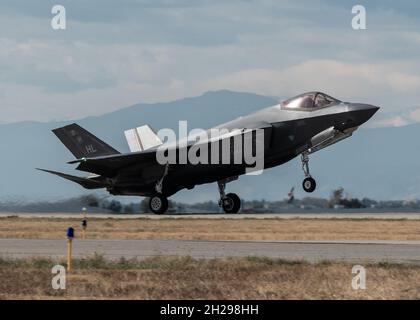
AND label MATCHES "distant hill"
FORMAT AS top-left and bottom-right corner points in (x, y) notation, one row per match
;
(0, 90), (418, 204)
